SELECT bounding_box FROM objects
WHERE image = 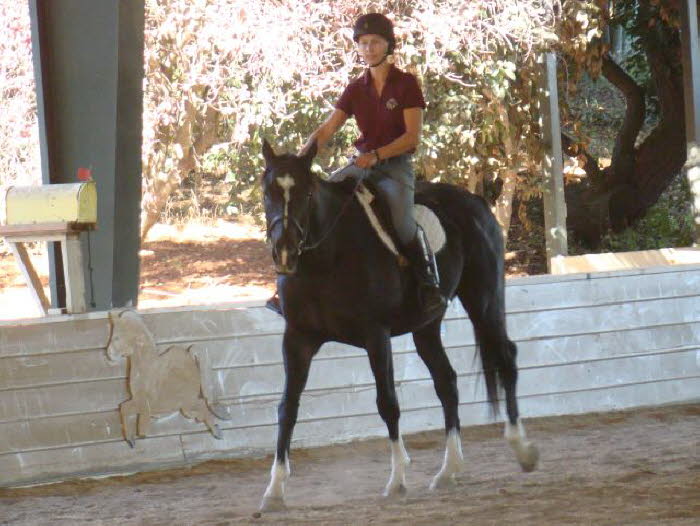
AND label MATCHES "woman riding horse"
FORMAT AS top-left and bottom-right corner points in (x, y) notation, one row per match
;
(266, 12), (445, 316)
